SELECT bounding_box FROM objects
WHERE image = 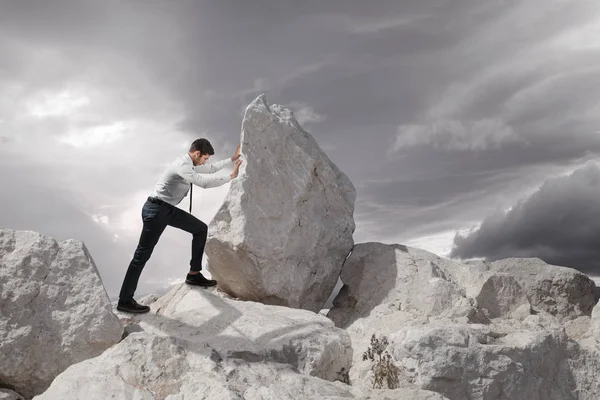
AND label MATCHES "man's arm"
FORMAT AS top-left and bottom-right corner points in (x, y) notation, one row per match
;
(177, 163), (232, 188)
(194, 144), (241, 173)
(193, 157), (233, 174)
